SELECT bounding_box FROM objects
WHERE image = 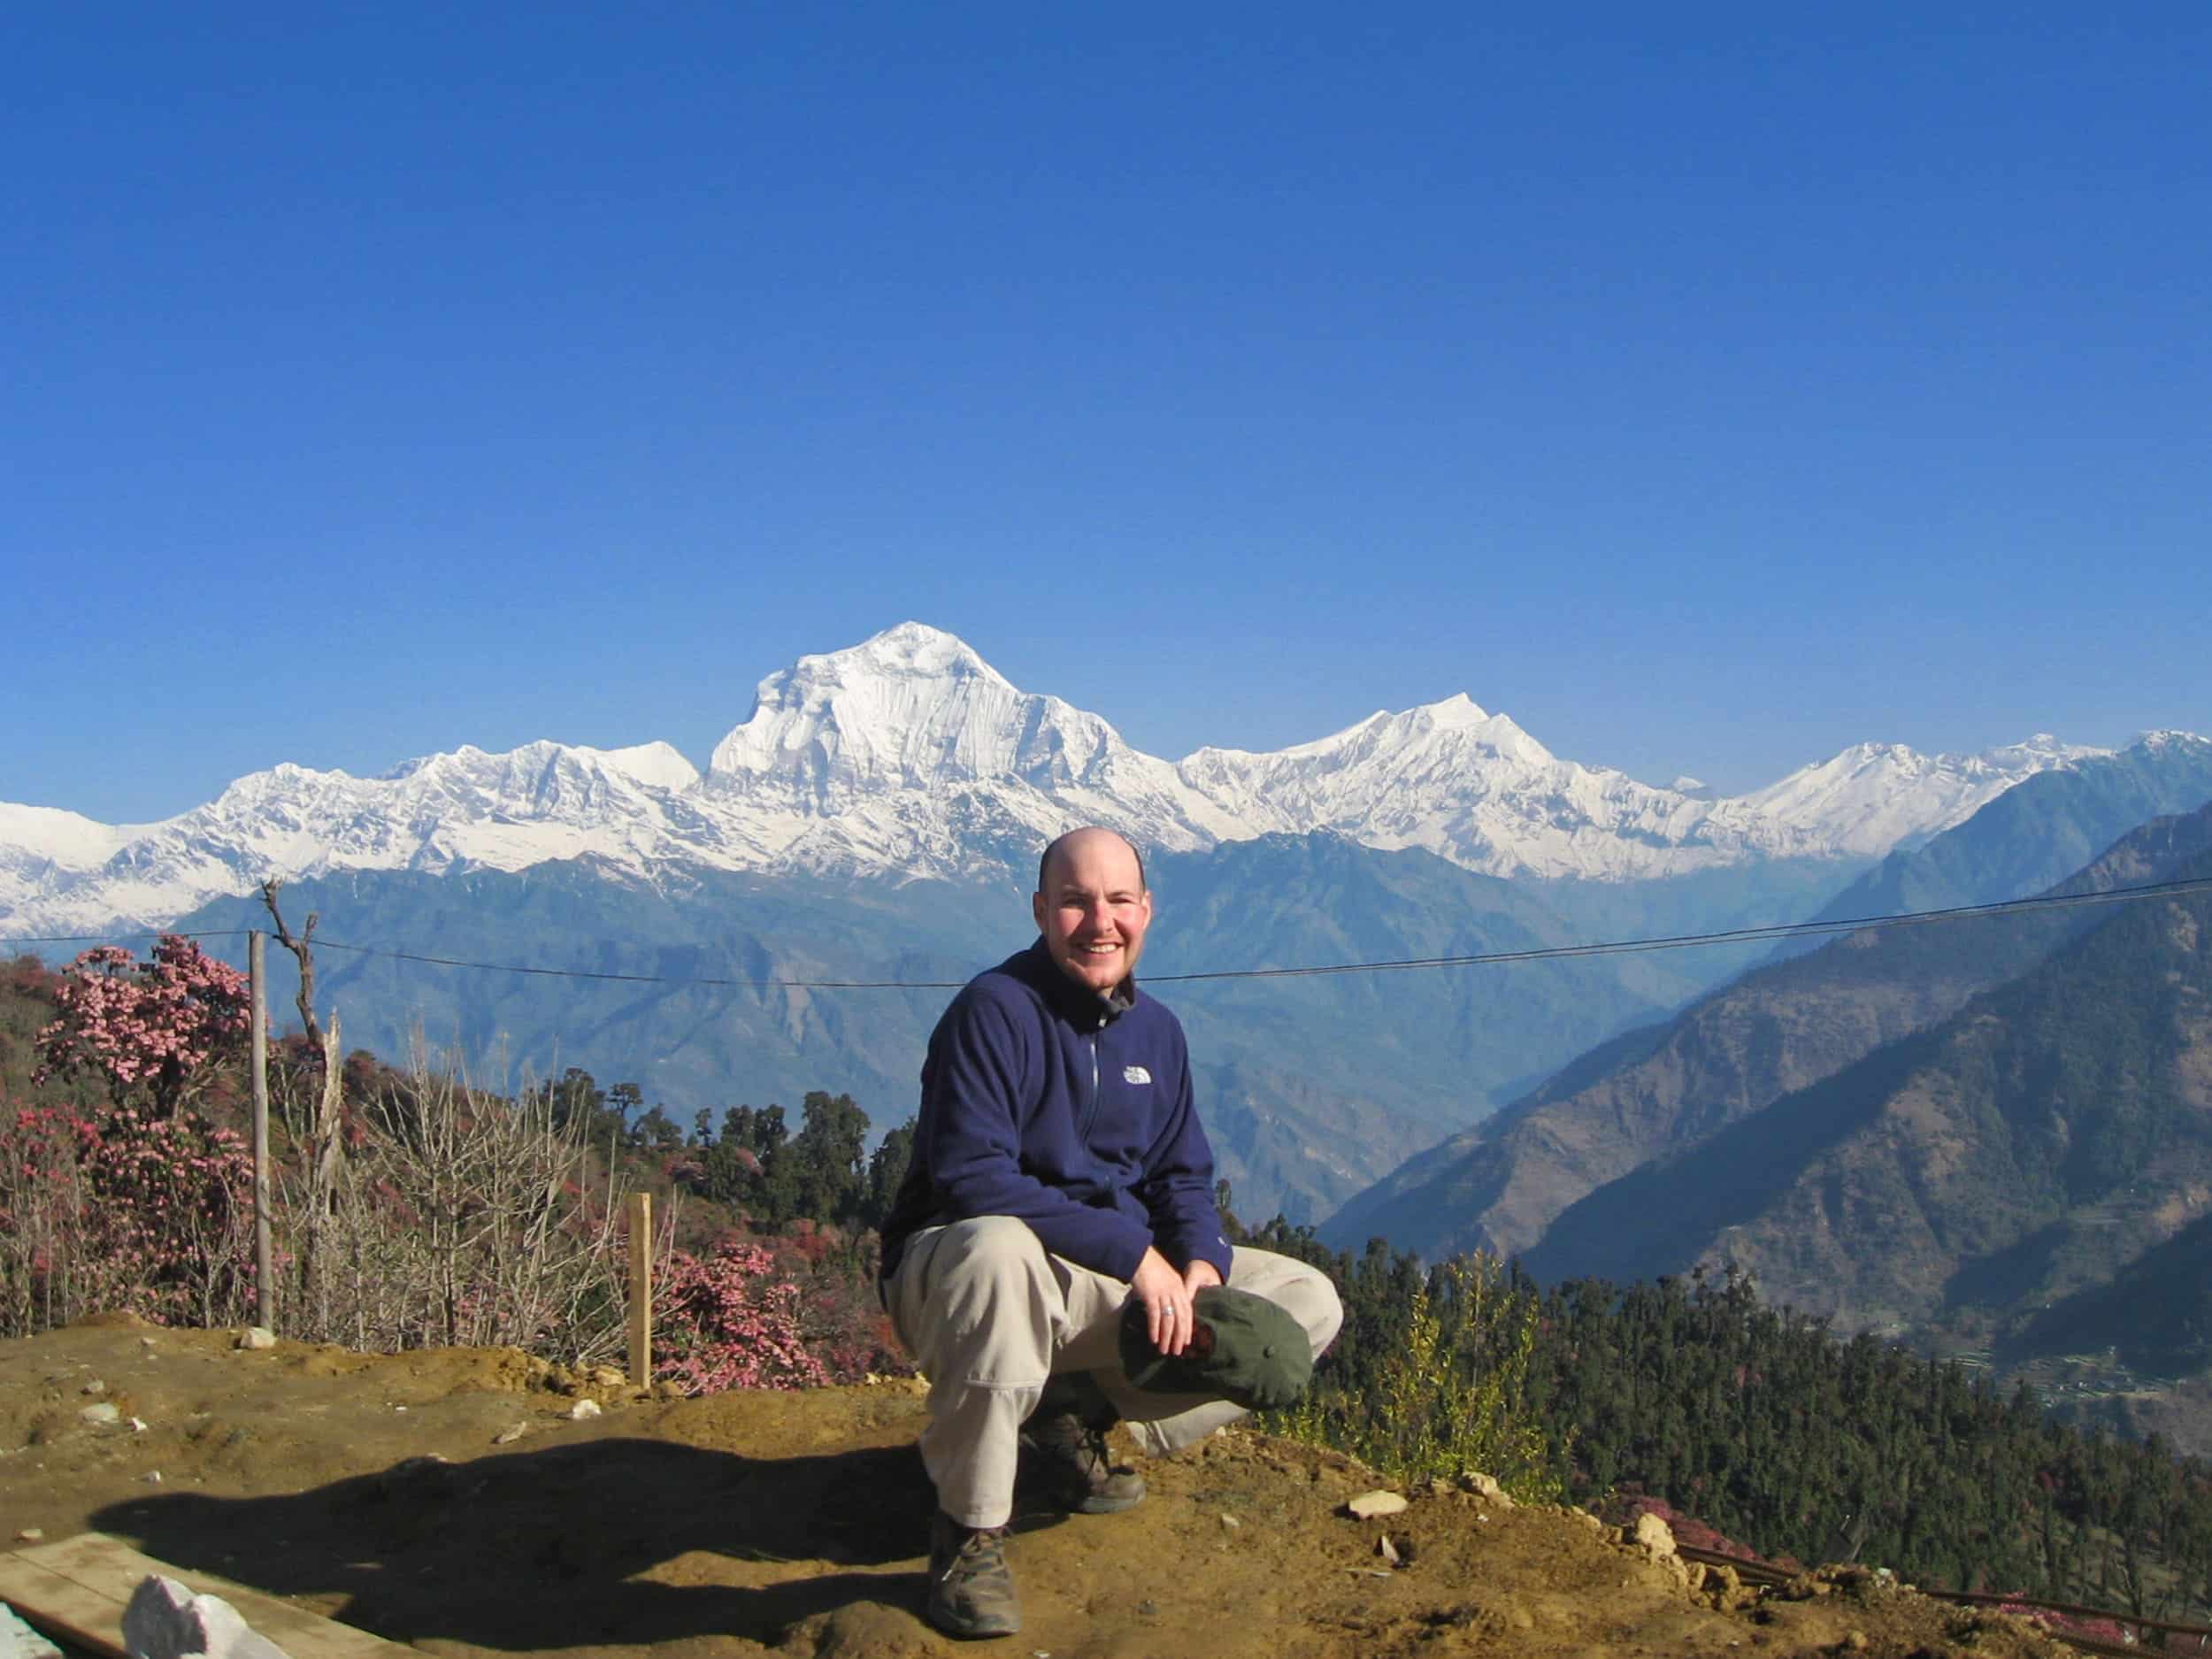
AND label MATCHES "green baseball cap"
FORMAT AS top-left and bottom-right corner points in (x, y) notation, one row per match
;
(1118, 1286), (1314, 1410)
